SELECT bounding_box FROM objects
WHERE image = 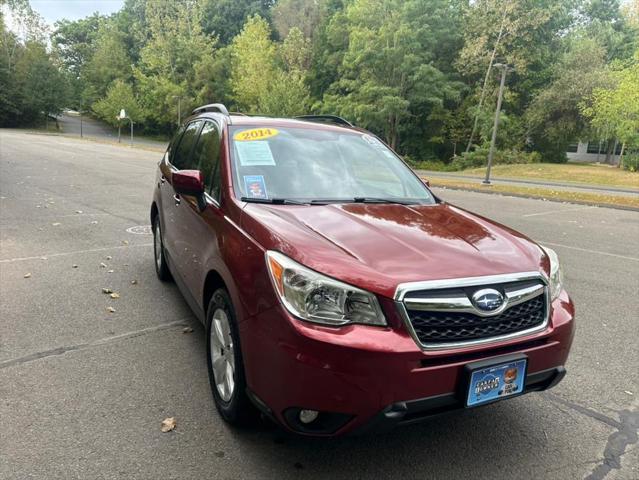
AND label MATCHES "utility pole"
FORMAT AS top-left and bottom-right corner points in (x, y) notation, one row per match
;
(118, 109), (133, 146)
(483, 64), (511, 185)
(79, 99), (83, 138)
